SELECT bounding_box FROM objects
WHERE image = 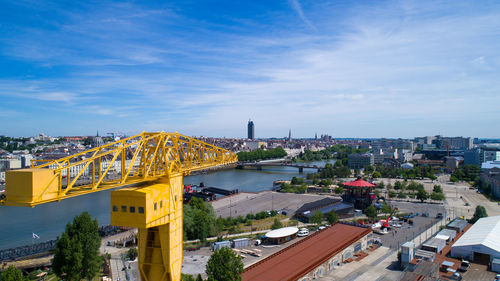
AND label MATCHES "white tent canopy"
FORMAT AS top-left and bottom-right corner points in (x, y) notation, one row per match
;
(451, 216), (500, 262)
